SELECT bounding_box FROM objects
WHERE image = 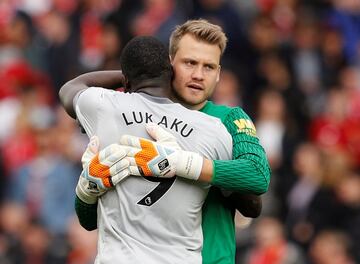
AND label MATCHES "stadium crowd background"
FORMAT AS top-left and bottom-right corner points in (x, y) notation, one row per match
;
(0, 0), (359, 263)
